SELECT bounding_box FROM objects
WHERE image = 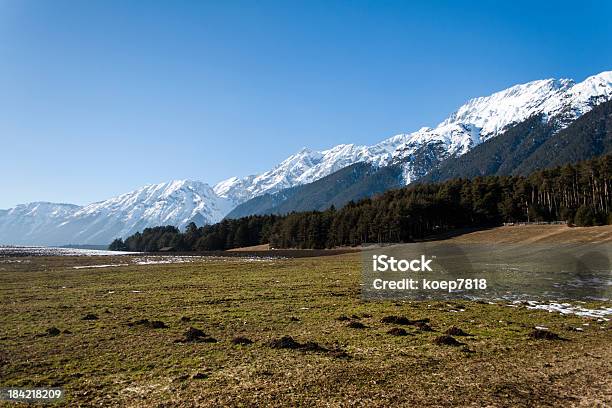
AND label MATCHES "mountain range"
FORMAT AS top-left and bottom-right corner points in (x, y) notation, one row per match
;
(2, 71), (612, 245)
